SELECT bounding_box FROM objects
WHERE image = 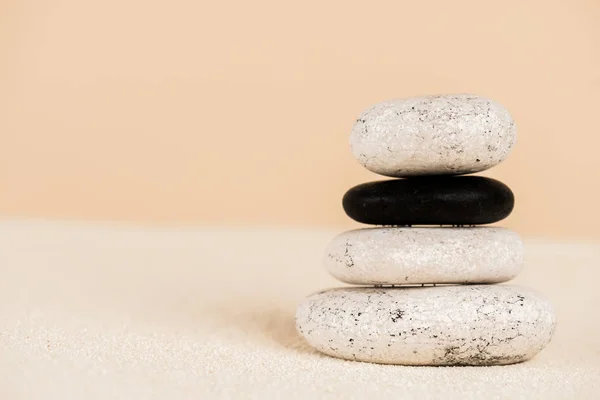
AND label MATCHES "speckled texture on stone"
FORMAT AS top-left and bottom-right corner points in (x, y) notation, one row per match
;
(350, 94), (516, 177)
(325, 227), (524, 285)
(296, 285), (556, 366)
